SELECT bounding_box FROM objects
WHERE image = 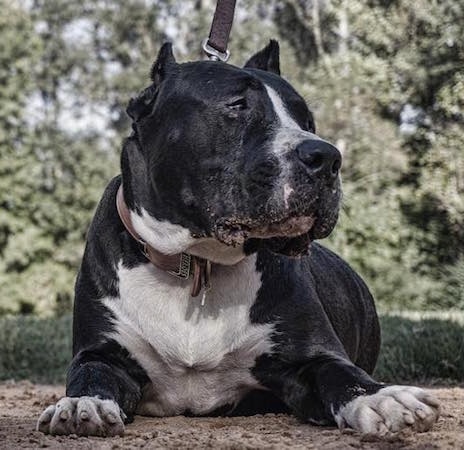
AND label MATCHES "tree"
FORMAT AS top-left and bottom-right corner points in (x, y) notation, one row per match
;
(0, 1), (117, 315)
(274, 0), (464, 309)
(1, 0), (462, 314)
